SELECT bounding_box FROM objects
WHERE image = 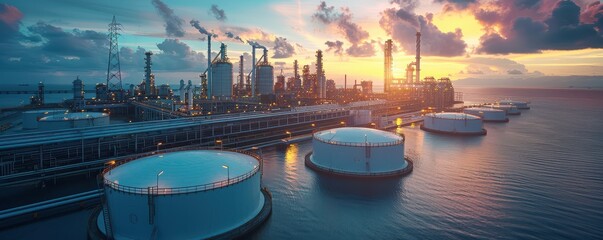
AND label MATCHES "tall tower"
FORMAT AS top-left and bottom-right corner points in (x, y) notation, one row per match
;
(316, 50), (325, 98)
(144, 51), (153, 96)
(415, 32), (421, 83)
(106, 16), (123, 92)
(238, 55), (244, 90)
(293, 60), (300, 91)
(384, 39), (393, 92)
